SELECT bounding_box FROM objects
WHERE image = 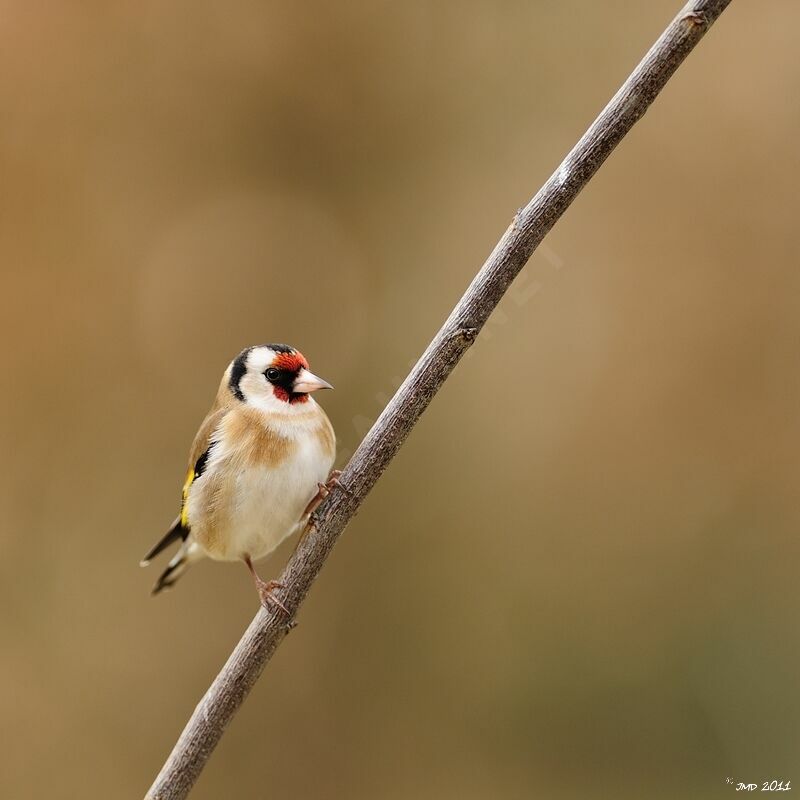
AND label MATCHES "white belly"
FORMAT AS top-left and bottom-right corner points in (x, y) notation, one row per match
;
(230, 436), (331, 561)
(191, 433), (333, 563)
